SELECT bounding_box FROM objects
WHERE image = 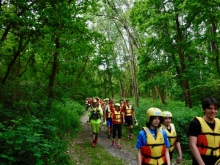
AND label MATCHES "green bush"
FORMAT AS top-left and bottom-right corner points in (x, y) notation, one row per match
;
(50, 100), (84, 135)
(0, 114), (71, 165)
(0, 99), (84, 165)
